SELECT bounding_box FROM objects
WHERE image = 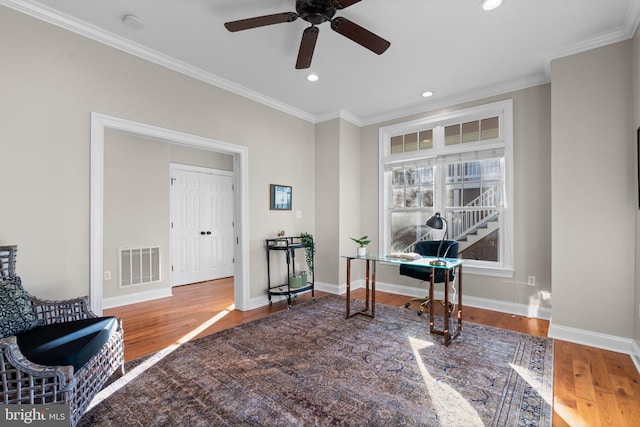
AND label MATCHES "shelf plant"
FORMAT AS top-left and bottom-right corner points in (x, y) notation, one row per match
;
(299, 232), (315, 272)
